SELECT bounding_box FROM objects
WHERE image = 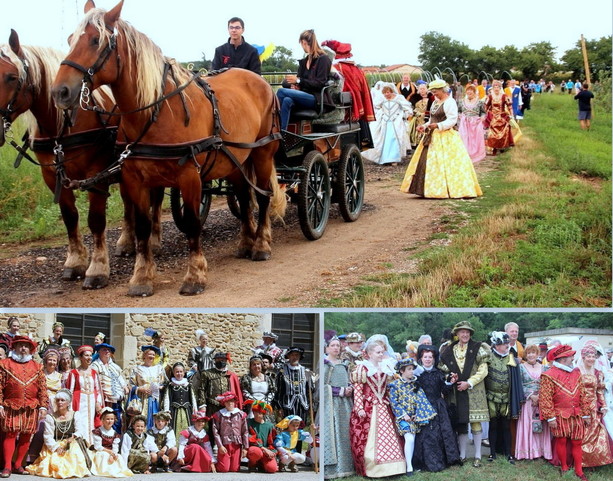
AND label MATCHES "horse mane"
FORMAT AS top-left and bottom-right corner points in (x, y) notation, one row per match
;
(69, 8), (192, 110)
